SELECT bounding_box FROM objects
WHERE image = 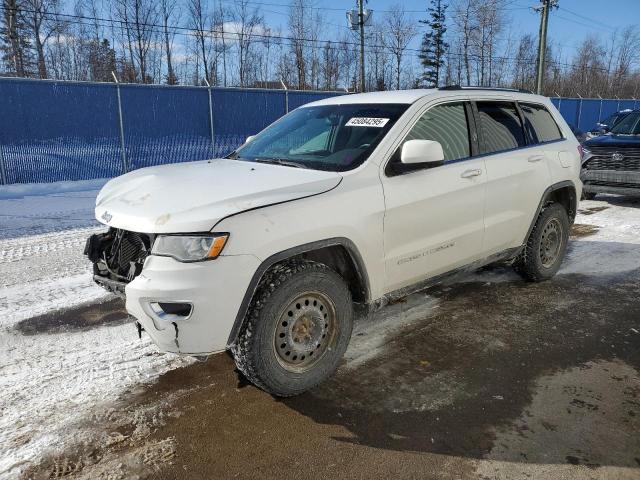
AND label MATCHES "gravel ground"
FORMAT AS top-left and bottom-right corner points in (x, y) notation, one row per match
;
(1, 186), (639, 480)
